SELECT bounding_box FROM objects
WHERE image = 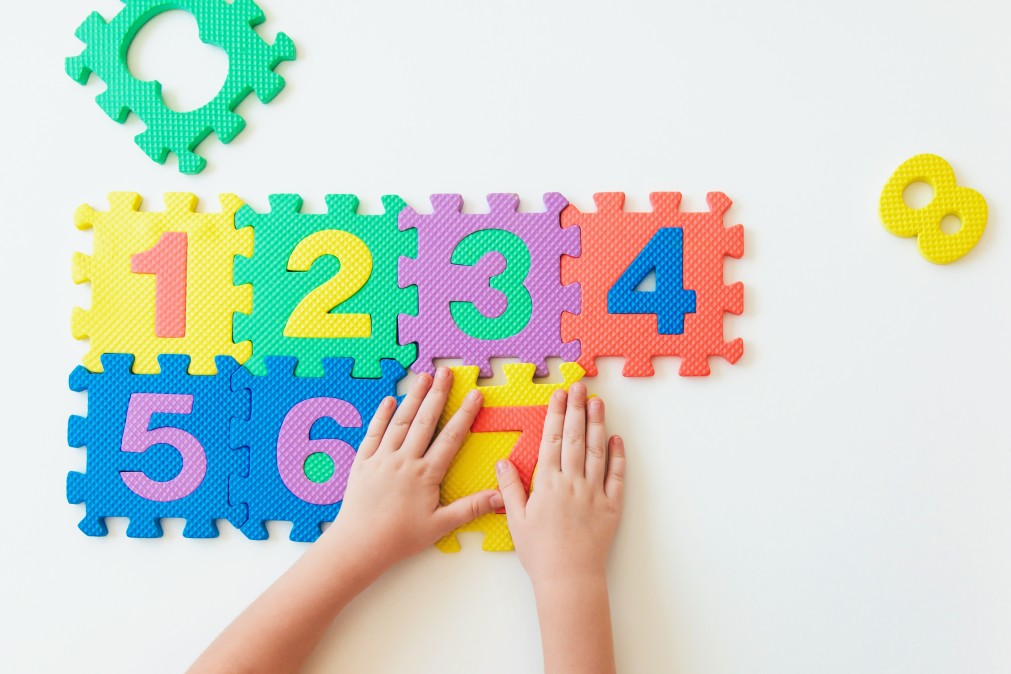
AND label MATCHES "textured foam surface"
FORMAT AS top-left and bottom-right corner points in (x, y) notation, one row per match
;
(229, 357), (404, 542)
(67, 354), (247, 537)
(234, 194), (417, 379)
(65, 0), (295, 174)
(435, 362), (585, 552)
(879, 154), (988, 264)
(73, 193), (252, 375)
(398, 194), (580, 377)
(561, 192), (744, 377)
